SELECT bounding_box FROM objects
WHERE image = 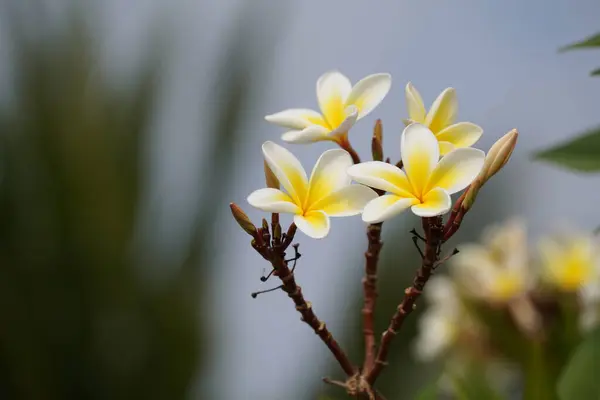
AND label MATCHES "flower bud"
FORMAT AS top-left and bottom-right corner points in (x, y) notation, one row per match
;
(264, 160), (279, 189)
(371, 119), (383, 161)
(483, 129), (518, 181)
(461, 129), (518, 211)
(230, 203), (257, 236)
